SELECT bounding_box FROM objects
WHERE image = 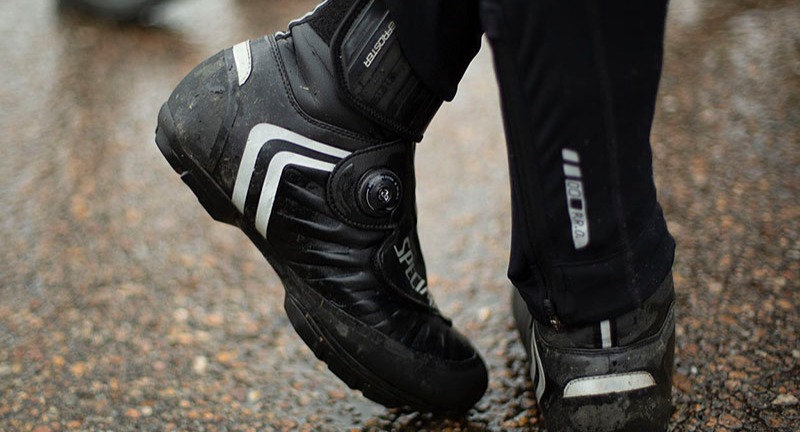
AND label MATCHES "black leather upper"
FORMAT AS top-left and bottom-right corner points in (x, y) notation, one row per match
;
(158, 0), (488, 411)
(512, 275), (676, 431)
(164, 2), (478, 365)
